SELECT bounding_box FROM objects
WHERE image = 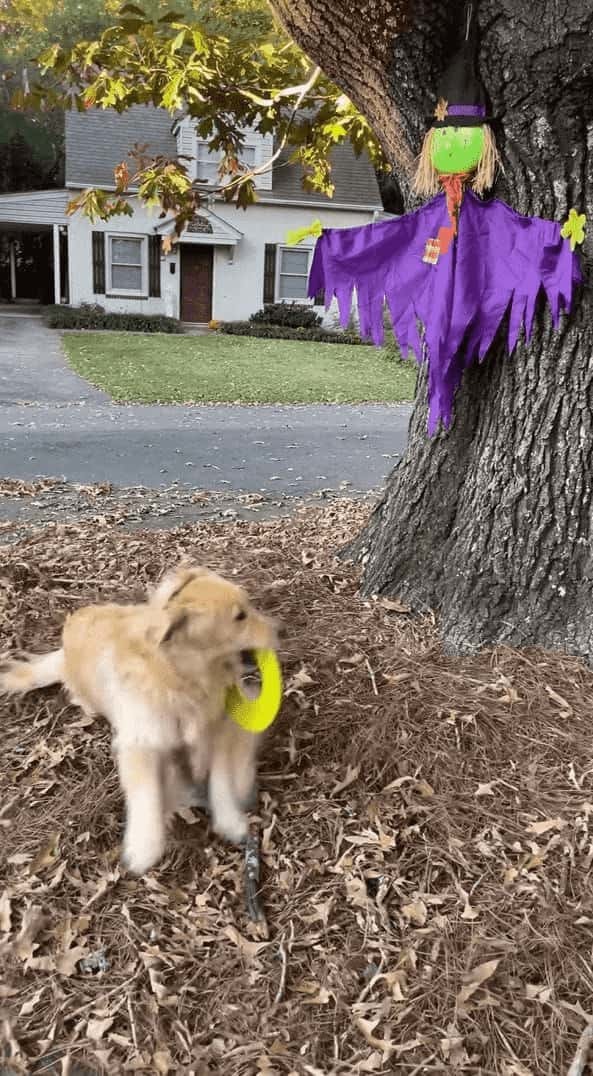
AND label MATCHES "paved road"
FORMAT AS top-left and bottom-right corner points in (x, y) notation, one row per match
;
(0, 315), (412, 494)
